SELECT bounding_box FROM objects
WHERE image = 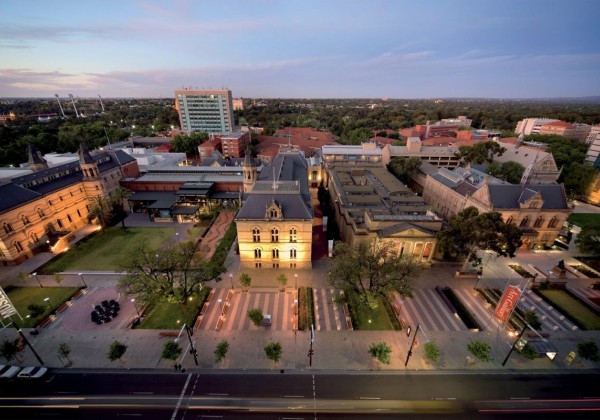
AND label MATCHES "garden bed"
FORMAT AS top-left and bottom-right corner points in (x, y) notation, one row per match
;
(570, 263), (600, 279)
(441, 287), (481, 330)
(508, 264), (536, 279)
(5, 286), (80, 328)
(535, 289), (600, 330)
(139, 287), (211, 329)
